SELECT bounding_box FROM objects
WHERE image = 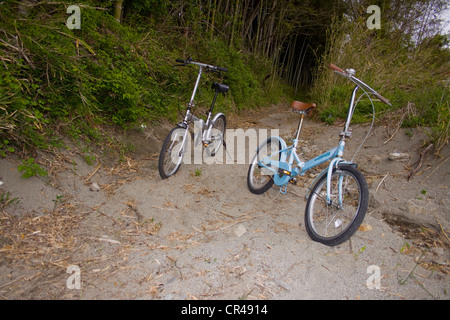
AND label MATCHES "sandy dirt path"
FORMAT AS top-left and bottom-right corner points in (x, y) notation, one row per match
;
(0, 103), (448, 300)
